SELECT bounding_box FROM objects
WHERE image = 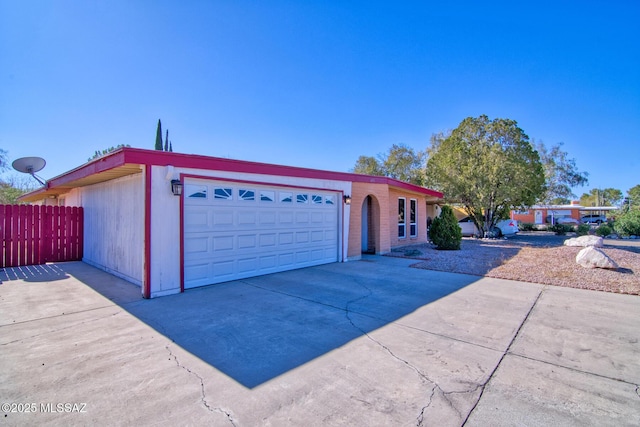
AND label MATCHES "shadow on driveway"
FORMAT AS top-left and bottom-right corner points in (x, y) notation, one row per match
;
(0, 264), (70, 282)
(53, 258), (479, 389)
